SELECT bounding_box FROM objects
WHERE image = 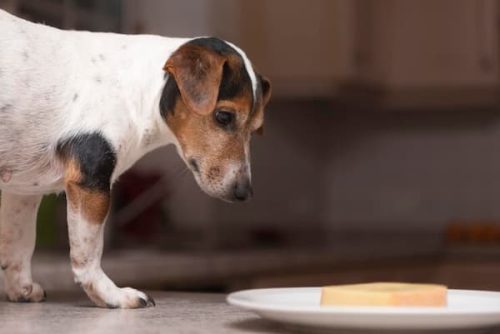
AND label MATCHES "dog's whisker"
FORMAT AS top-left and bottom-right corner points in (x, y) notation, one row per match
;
(171, 164), (189, 178)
